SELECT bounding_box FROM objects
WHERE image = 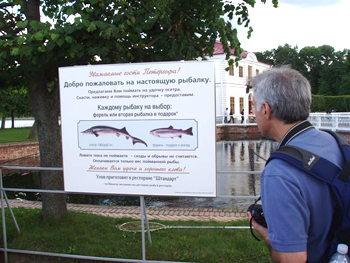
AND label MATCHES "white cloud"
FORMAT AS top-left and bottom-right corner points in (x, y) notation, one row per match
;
(278, 0), (342, 8)
(232, 0), (349, 52)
